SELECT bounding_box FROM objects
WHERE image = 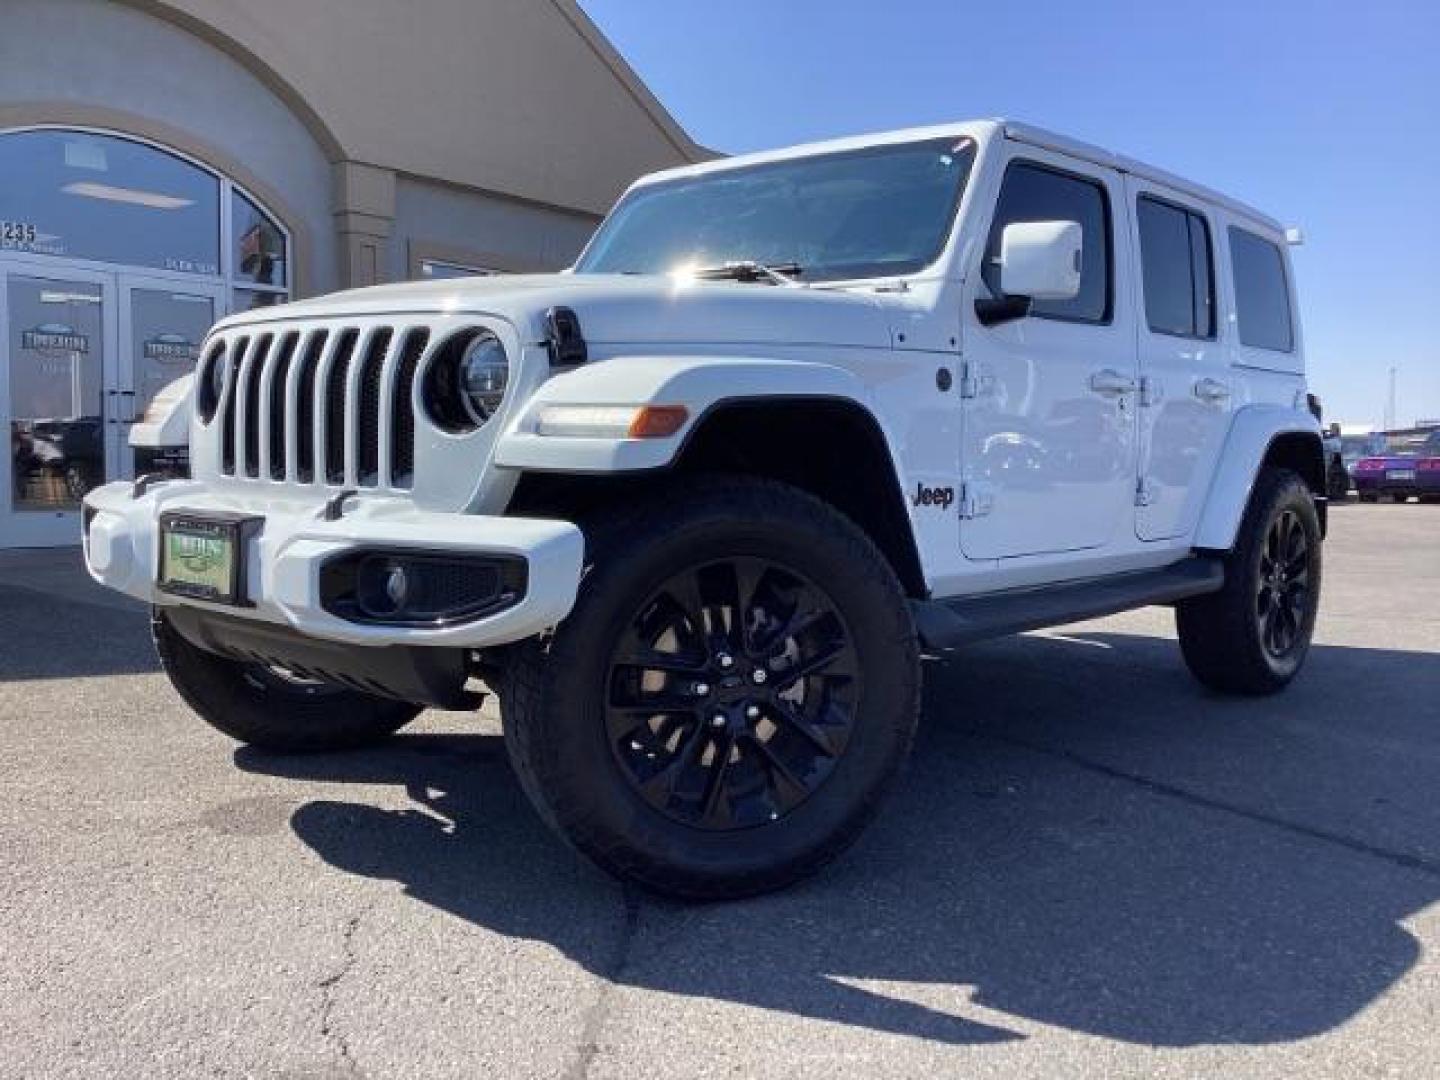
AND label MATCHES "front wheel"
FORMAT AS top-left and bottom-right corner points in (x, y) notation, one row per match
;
(152, 611), (421, 751)
(499, 478), (921, 900)
(1176, 467), (1322, 695)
